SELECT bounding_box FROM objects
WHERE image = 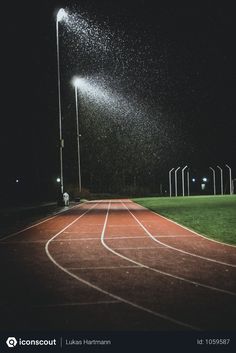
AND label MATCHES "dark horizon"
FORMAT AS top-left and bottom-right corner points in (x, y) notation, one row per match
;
(1, 0), (235, 201)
